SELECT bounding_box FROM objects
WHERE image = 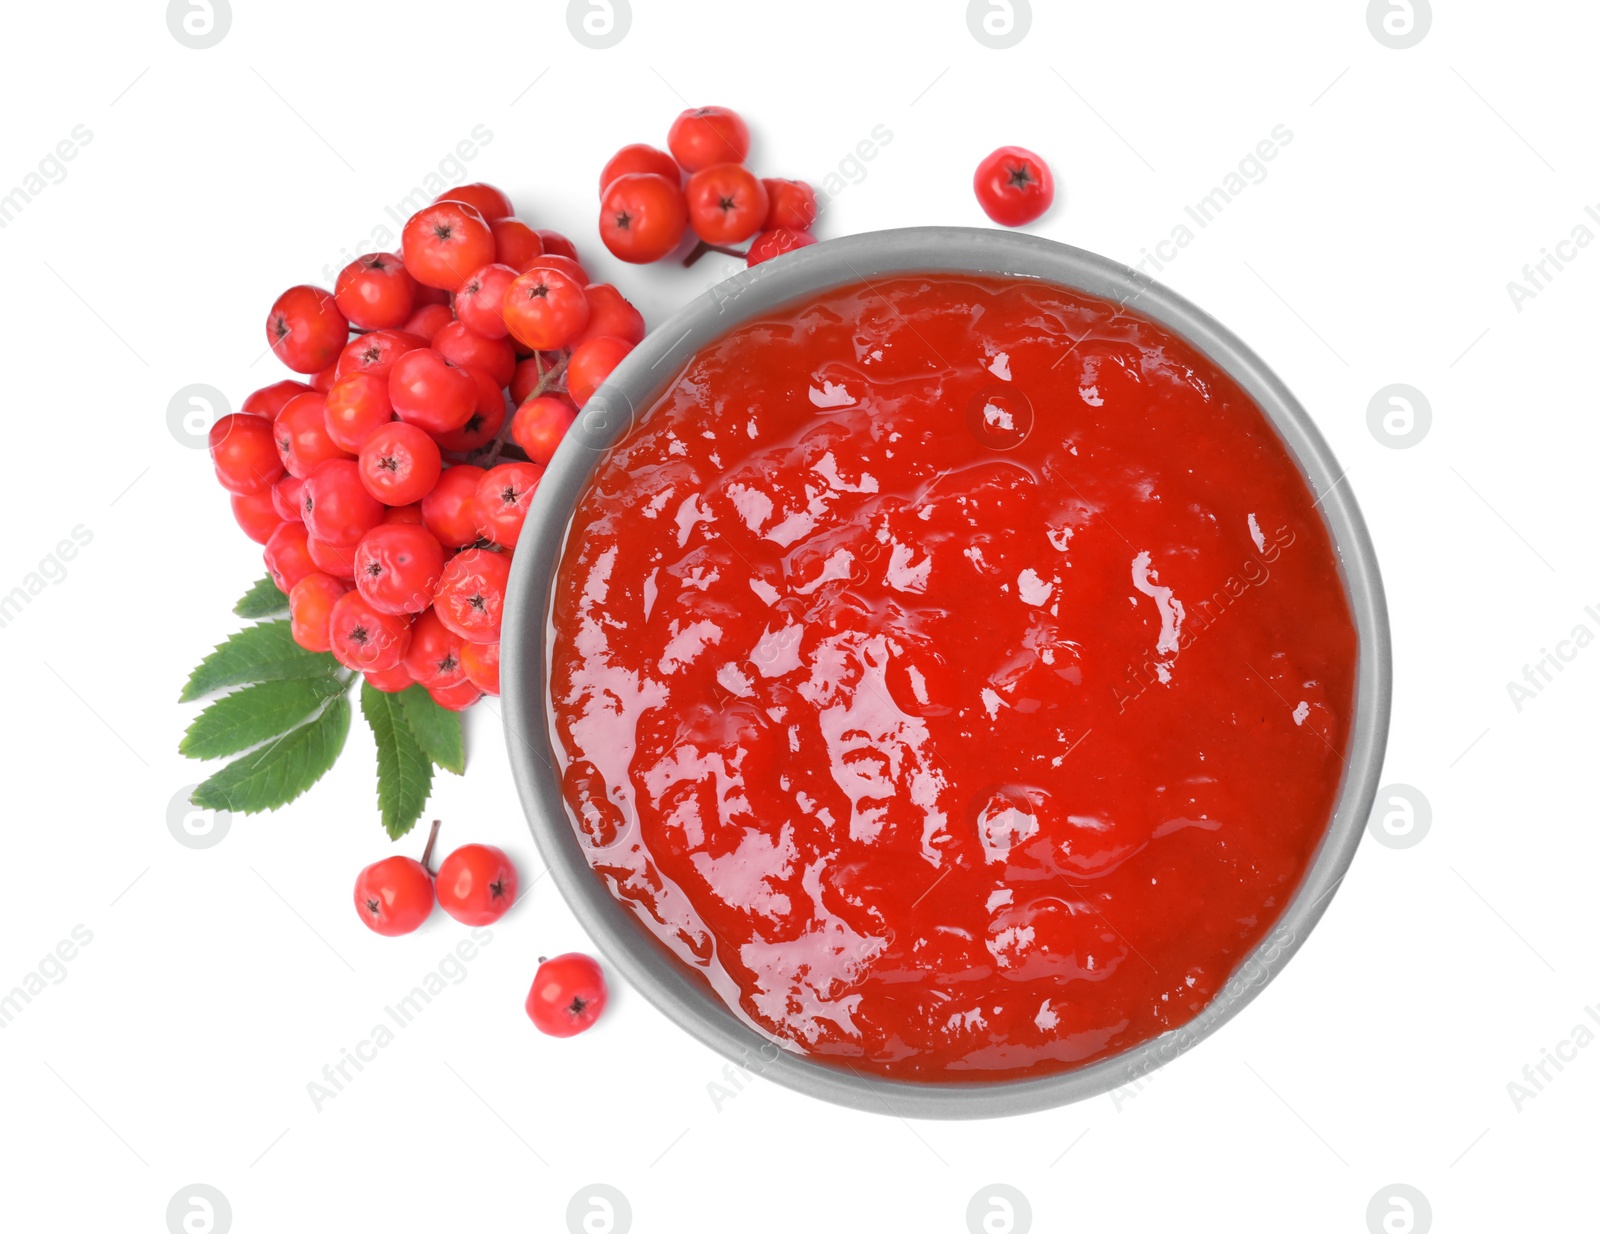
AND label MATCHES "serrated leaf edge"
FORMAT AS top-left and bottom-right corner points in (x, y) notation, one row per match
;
(180, 618), (341, 703)
(189, 694), (351, 816)
(361, 684), (435, 841)
(396, 685), (466, 775)
(179, 675), (350, 762)
(234, 574), (290, 618)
